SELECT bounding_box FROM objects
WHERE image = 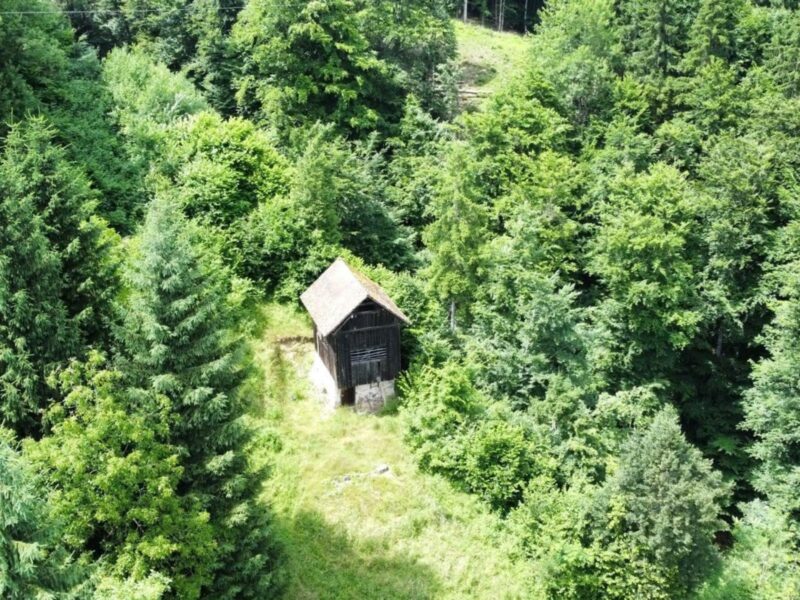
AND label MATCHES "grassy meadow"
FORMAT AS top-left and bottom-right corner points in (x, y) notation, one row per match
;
(252, 304), (535, 600)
